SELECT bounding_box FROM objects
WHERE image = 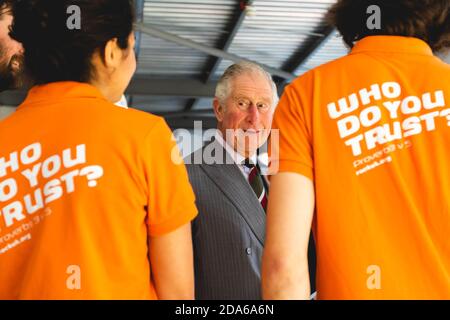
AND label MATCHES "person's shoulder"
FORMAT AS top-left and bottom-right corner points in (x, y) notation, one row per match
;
(102, 104), (167, 134)
(89, 102), (175, 145)
(288, 54), (353, 90)
(119, 107), (163, 125)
